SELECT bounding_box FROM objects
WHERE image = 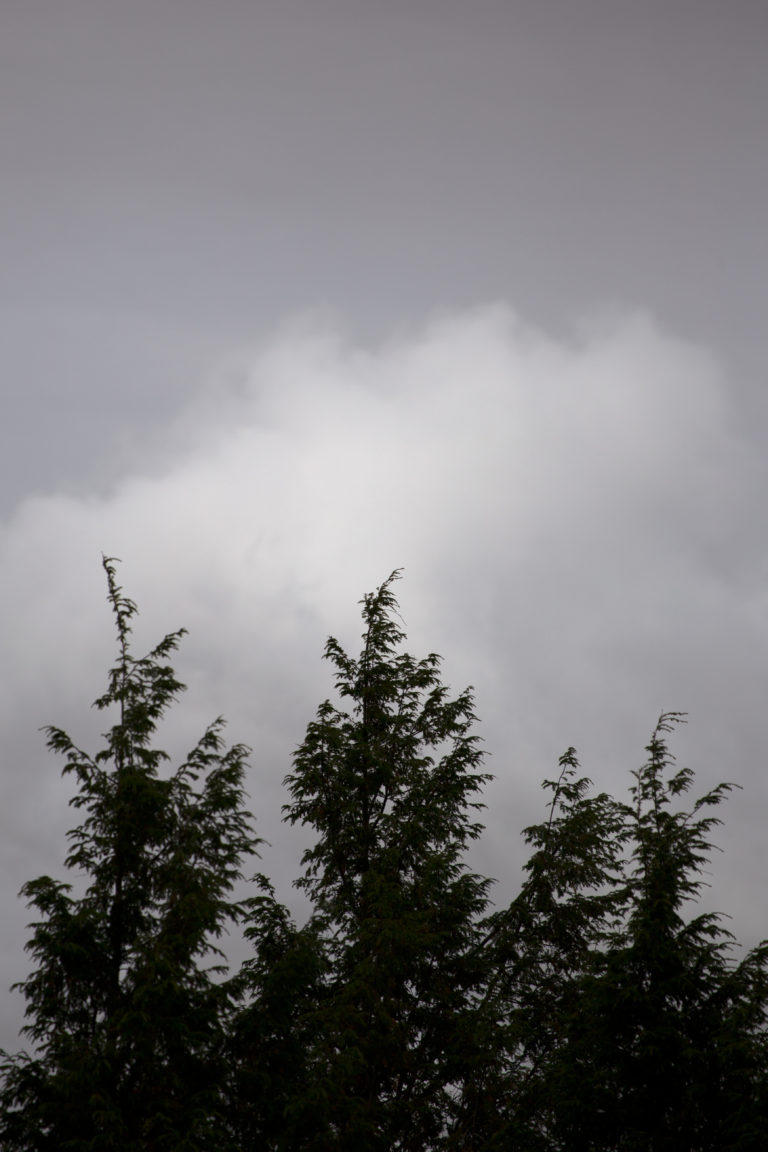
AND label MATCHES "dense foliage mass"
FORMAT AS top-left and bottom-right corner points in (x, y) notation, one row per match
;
(2, 560), (767, 1150)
